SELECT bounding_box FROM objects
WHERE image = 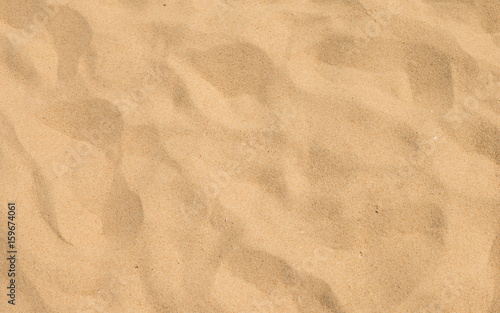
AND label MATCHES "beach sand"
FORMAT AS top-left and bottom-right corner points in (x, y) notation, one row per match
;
(0, 0), (499, 312)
